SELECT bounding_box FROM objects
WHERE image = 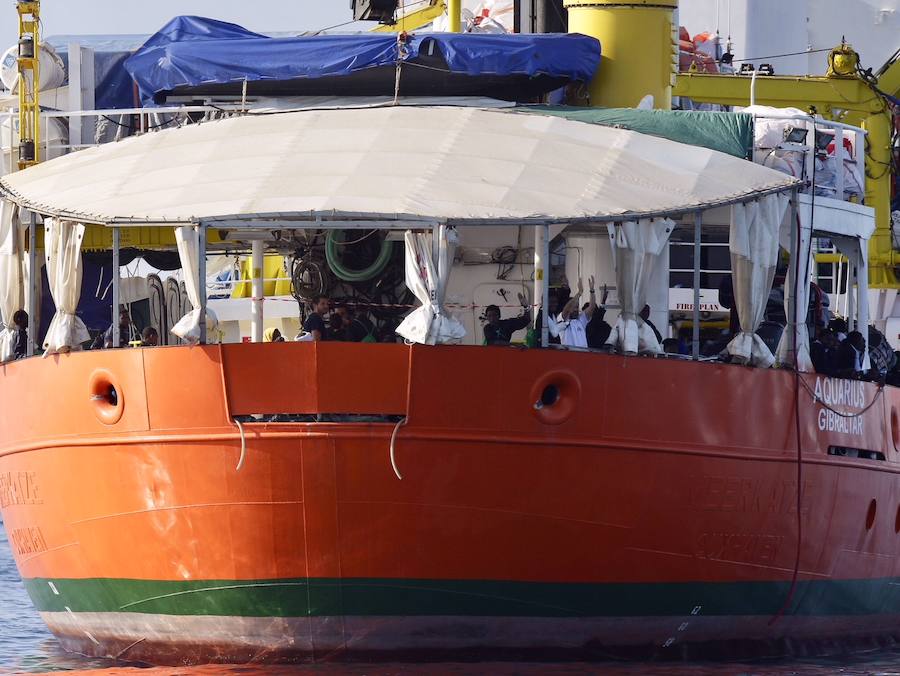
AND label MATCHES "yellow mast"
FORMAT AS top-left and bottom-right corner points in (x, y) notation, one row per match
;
(564, 0), (678, 109)
(448, 0), (461, 32)
(16, 1), (41, 169)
